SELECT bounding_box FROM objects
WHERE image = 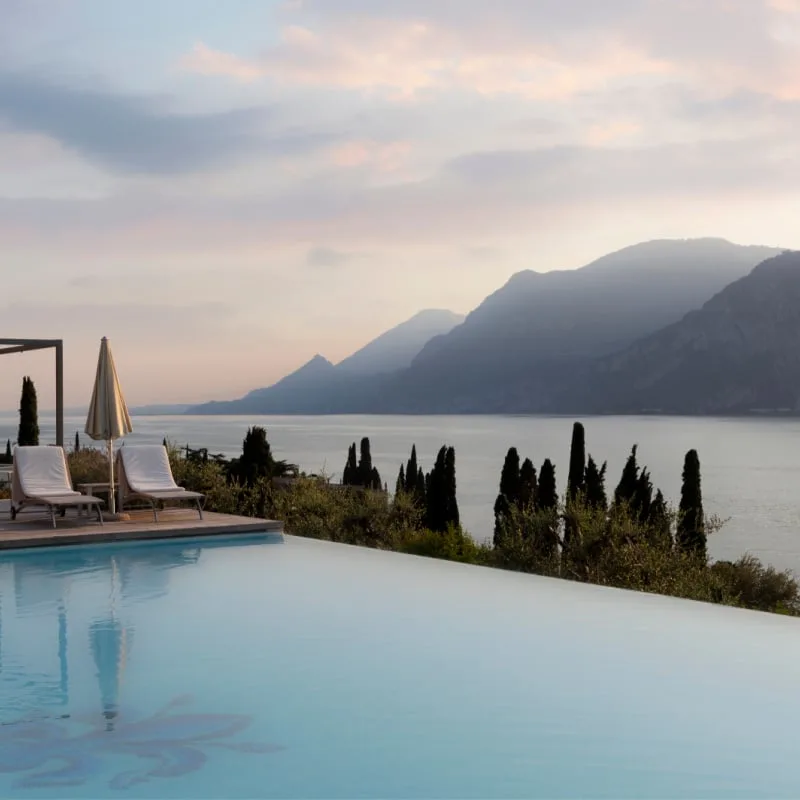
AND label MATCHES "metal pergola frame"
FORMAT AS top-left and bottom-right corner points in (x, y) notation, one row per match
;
(0, 339), (64, 447)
